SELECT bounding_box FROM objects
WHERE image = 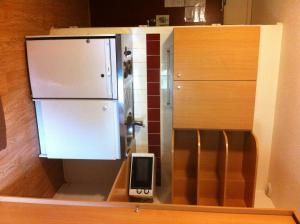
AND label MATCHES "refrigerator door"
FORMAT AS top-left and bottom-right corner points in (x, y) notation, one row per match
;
(26, 38), (116, 99)
(35, 99), (120, 160)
